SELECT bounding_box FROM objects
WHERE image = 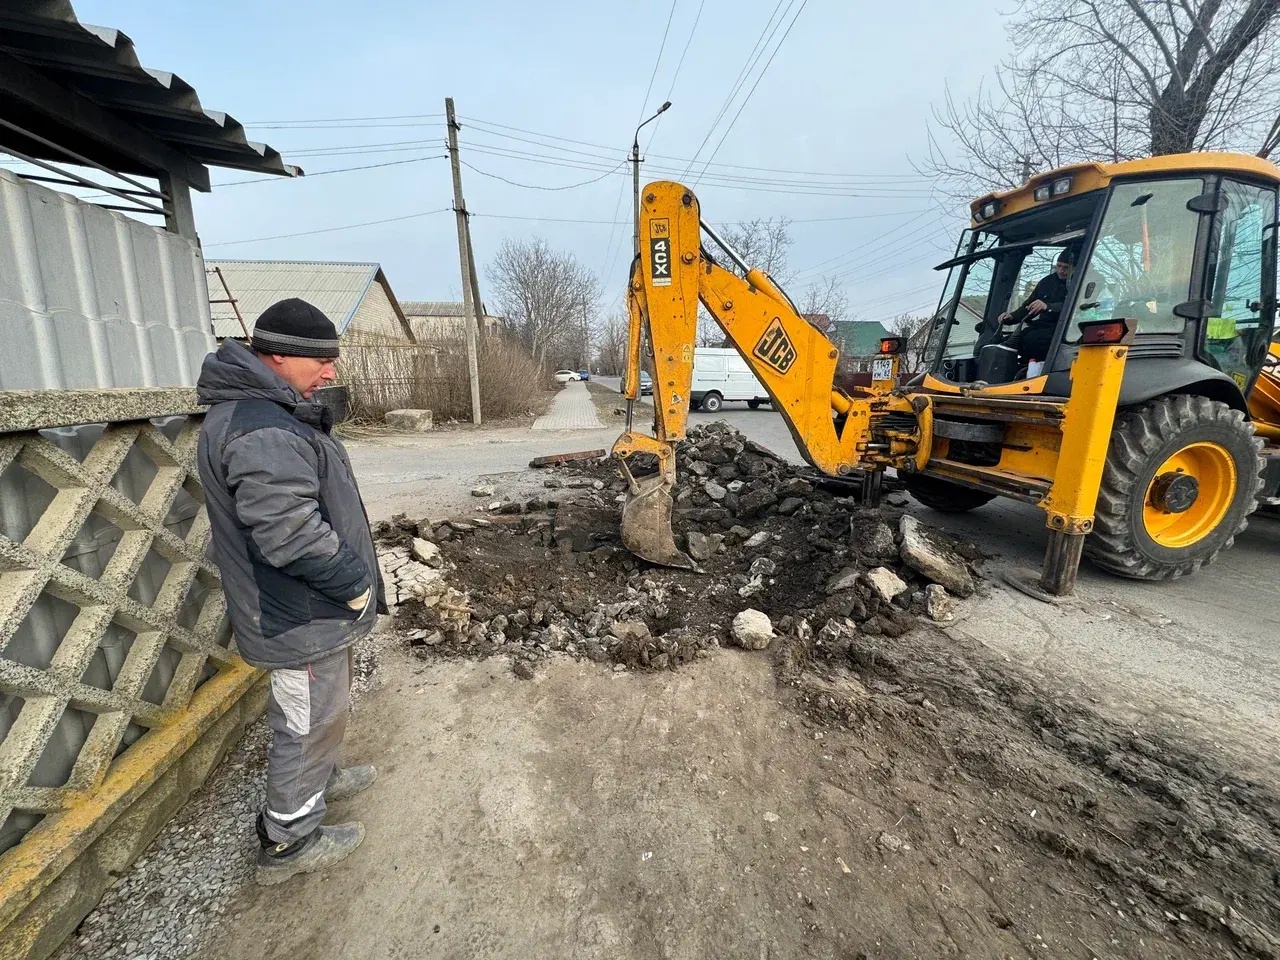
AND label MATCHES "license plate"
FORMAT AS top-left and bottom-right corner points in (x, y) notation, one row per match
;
(872, 358), (894, 381)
